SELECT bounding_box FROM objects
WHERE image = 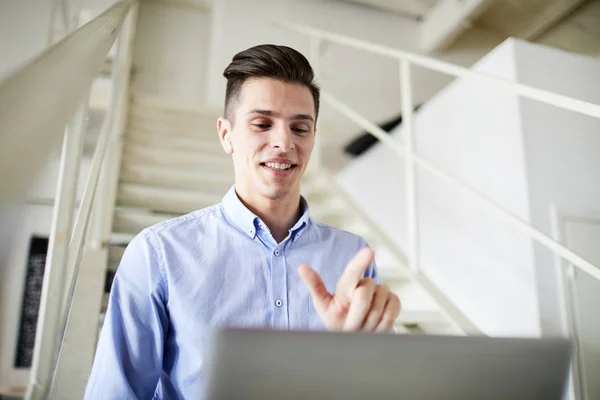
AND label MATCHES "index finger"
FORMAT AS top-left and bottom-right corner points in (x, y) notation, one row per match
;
(335, 247), (375, 298)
